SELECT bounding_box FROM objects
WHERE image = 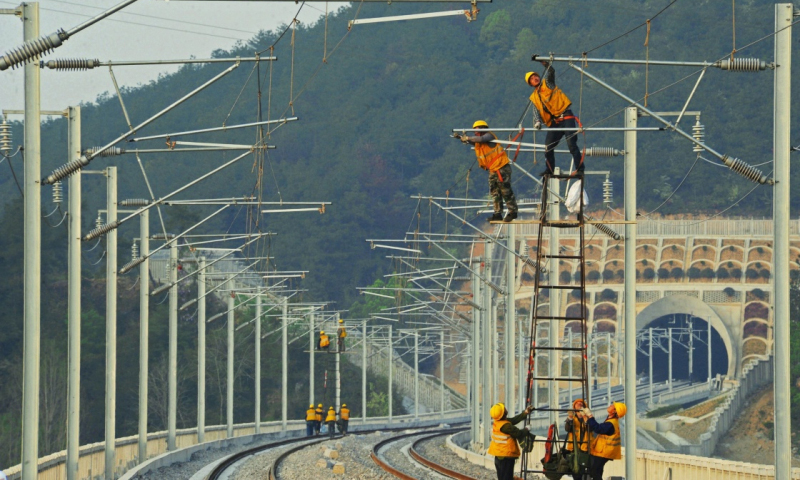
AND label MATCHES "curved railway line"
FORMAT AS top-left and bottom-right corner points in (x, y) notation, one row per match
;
(204, 423), (477, 480)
